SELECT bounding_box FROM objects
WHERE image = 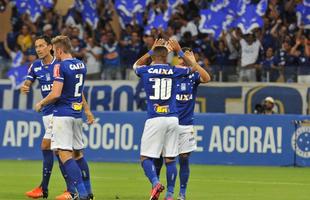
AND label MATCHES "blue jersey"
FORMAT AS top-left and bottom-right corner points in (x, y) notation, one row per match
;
(53, 58), (87, 118)
(26, 57), (57, 116)
(176, 72), (201, 125)
(135, 64), (190, 119)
